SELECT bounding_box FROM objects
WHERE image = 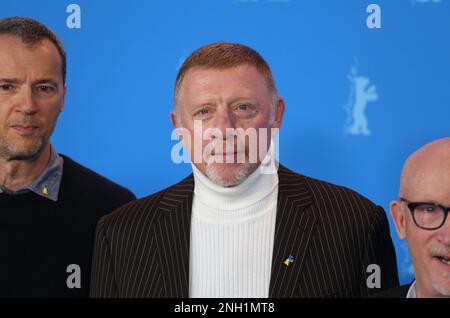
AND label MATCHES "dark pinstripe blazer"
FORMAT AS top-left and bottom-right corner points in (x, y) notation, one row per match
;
(90, 165), (399, 298)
